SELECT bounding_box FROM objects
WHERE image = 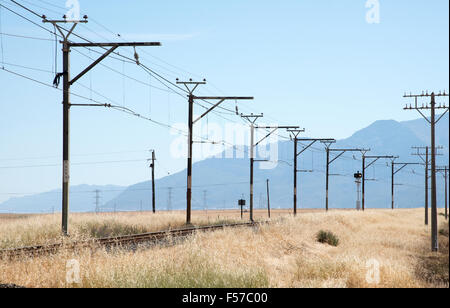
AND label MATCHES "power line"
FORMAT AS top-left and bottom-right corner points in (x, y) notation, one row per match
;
(34, 0), (65, 11)
(0, 5), (5, 66)
(0, 180), (263, 196)
(404, 91), (449, 252)
(0, 1), (271, 139)
(0, 2), (56, 36)
(0, 65), (252, 159)
(0, 158), (149, 169)
(1, 1), (440, 214)
(0, 31), (53, 41)
(1, 63), (427, 182)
